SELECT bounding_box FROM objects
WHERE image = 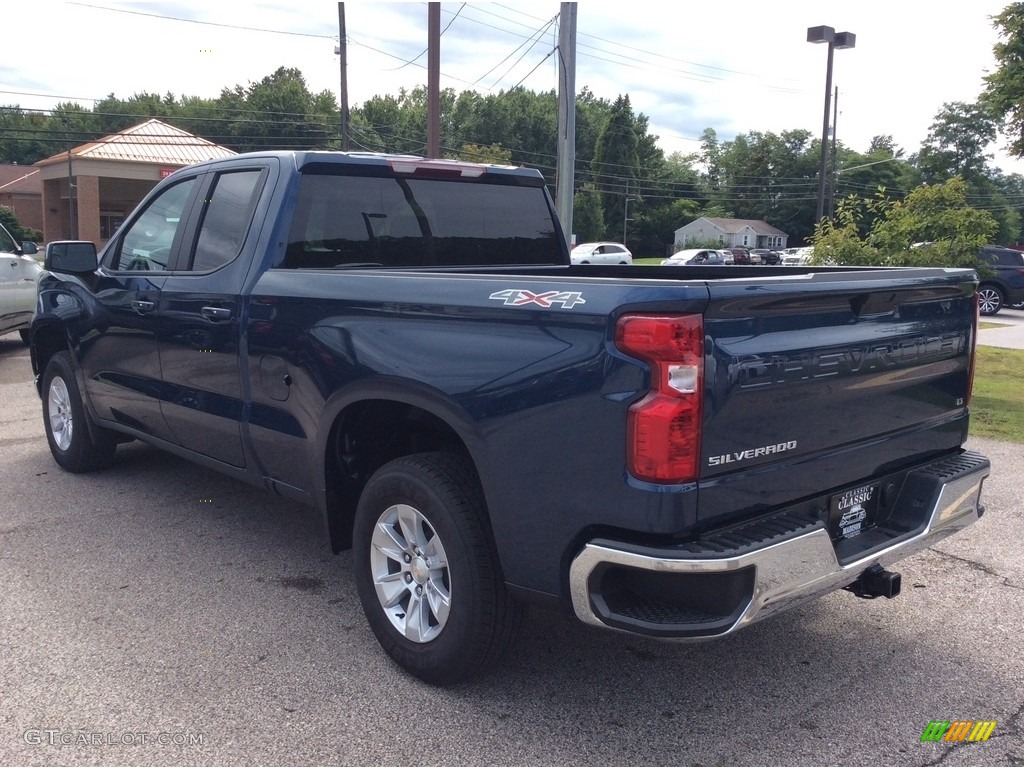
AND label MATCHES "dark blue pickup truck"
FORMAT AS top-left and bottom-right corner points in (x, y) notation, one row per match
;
(30, 151), (990, 684)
